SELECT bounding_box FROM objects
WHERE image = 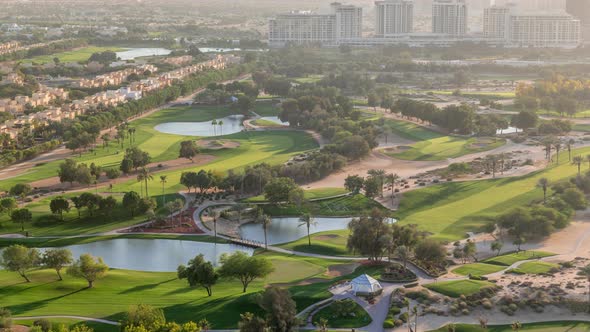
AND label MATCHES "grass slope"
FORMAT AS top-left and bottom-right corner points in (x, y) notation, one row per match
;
(278, 229), (351, 257)
(25, 46), (124, 64)
(0, 252), (347, 329)
(382, 119), (505, 161)
(424, 280), (497, 298)
(510, 261), (560, 275)
(482, 251), (555, 266)
(452, 263), (505, 276)
(396, 148), (590, 241)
